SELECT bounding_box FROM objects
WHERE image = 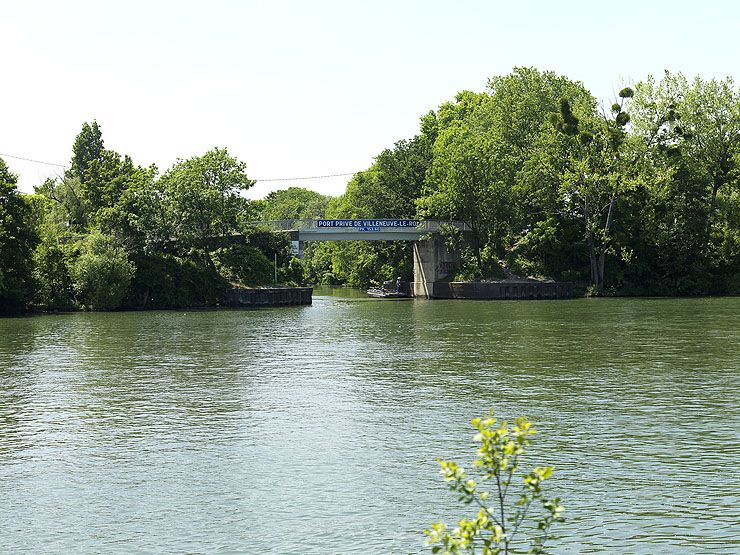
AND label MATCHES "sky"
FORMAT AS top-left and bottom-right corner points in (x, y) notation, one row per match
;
(2, 0), (739, 197)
